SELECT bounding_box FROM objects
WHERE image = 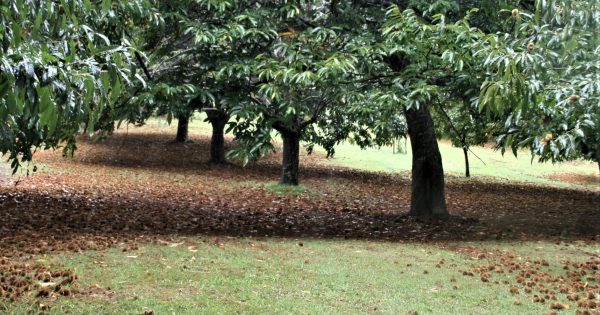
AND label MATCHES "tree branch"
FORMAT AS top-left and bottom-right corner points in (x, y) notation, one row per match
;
(434, 97), (486, 165)
(134, 51), (153, 81)
(124, 29), (153, 81)
(301, 99), (328, 130)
